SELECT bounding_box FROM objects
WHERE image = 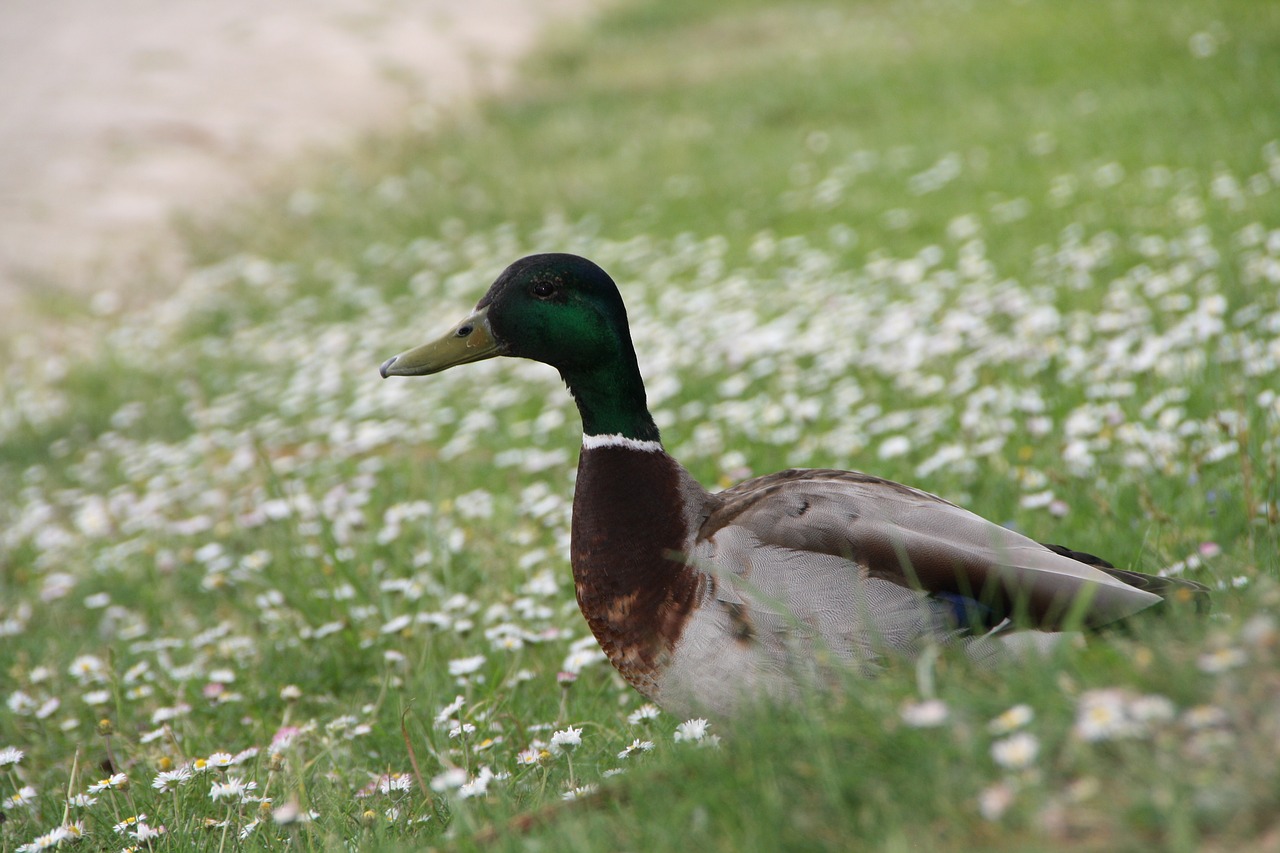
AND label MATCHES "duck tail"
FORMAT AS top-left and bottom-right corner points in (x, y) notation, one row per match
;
(1040, 542), (1212, 615)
